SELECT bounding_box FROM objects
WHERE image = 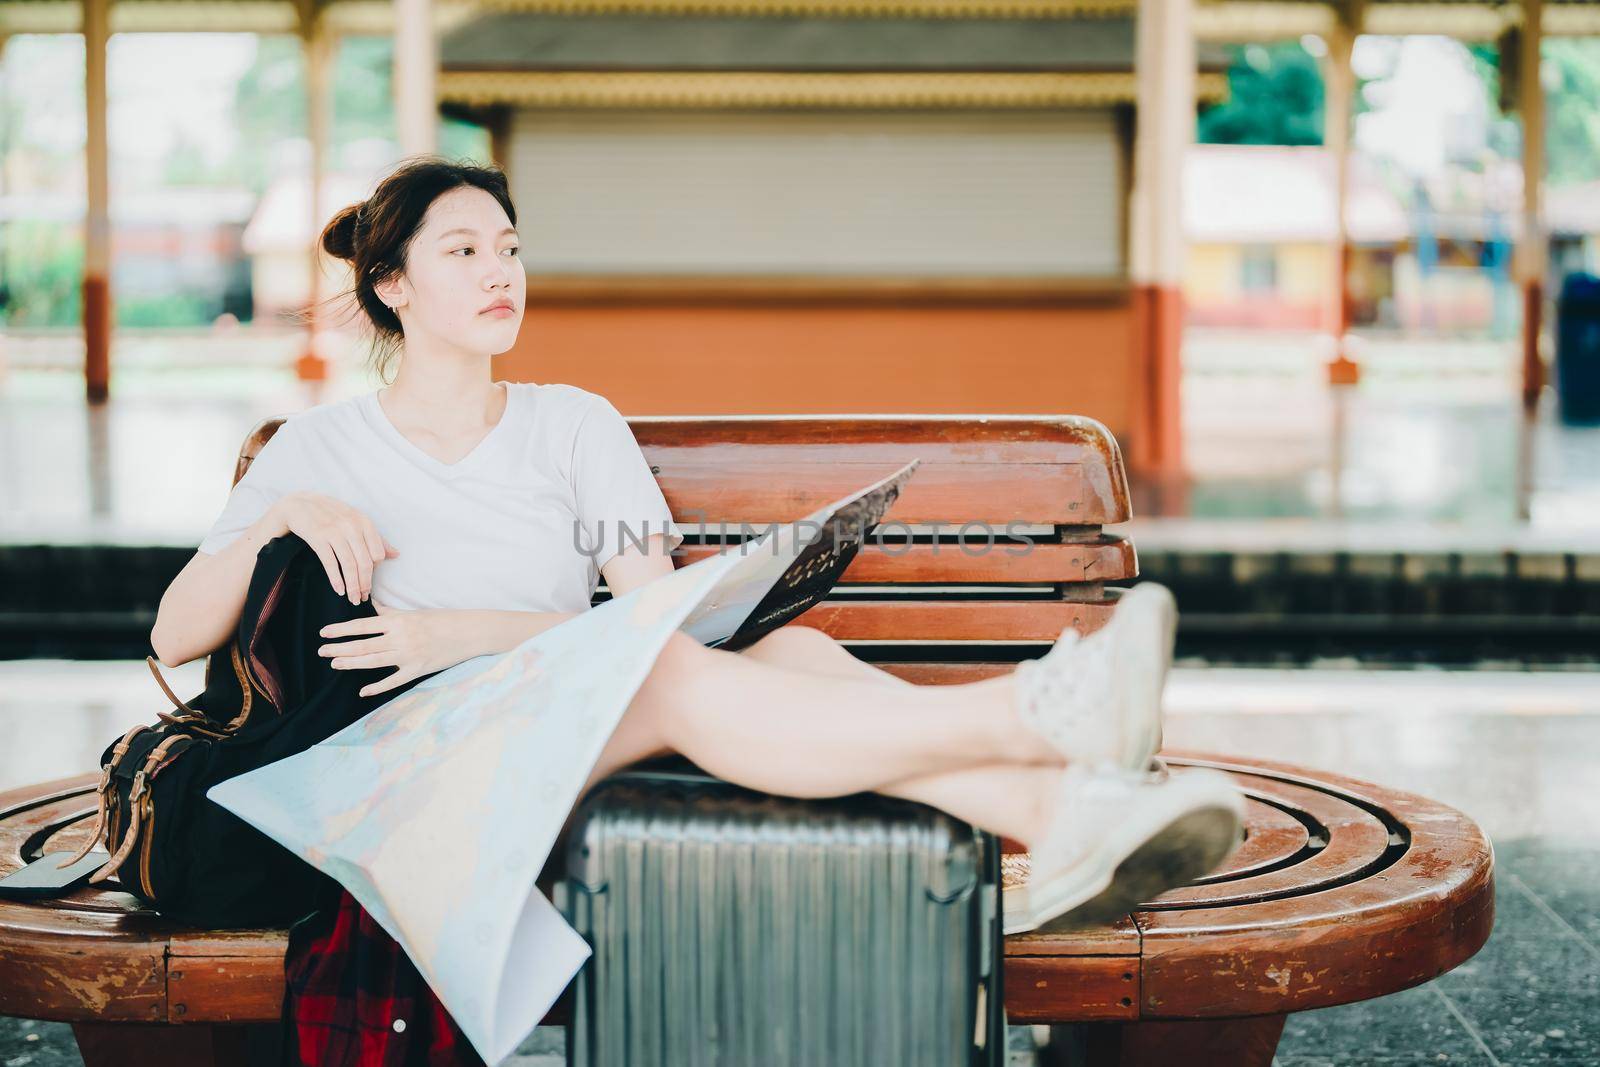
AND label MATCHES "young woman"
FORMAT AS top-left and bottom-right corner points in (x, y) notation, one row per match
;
(151, 156), (1244, 942)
